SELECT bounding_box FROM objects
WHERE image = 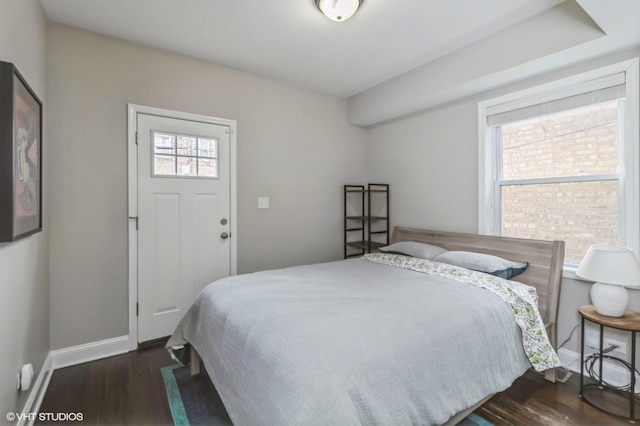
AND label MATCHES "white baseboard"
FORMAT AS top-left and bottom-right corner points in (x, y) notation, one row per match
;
(558, 347), (639, 392)
(51, 335), (130, 370)
(558, 347), (582, 371)
(15, 336), (130, 425)
(17, 352), (53, 426)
